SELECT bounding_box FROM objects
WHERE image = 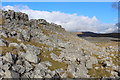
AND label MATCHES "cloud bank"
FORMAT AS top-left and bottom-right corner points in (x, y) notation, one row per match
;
(2, 5), (117, 33)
